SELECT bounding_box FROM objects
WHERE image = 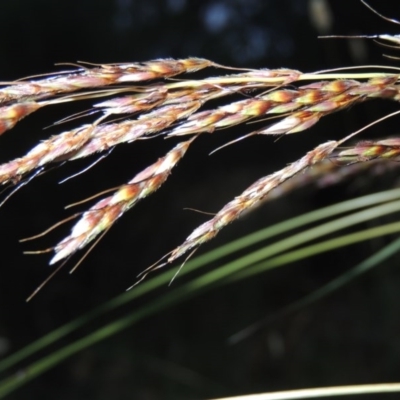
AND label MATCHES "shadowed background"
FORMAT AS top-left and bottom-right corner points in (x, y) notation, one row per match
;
(0, 1), (400, 399)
